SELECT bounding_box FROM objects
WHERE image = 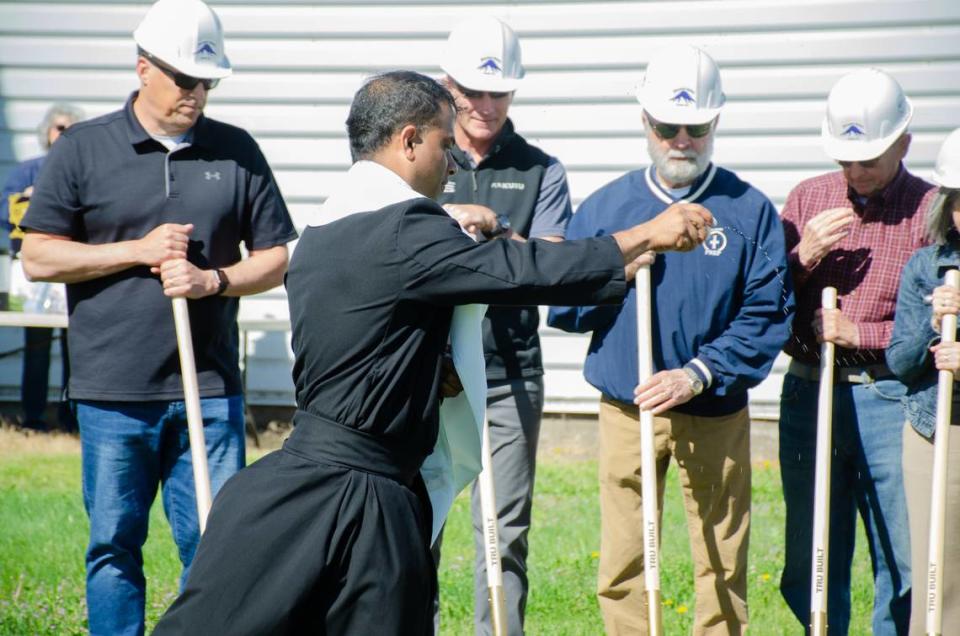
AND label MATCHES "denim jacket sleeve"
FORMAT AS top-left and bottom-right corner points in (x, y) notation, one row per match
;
(887, 248), (939, 386)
